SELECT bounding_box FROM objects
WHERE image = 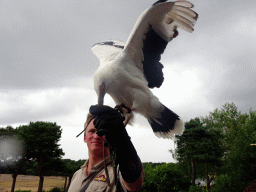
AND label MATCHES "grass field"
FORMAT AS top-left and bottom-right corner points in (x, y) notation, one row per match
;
(0, 174), (65, 192)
